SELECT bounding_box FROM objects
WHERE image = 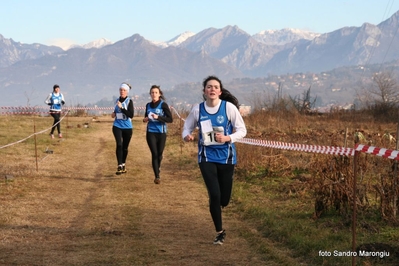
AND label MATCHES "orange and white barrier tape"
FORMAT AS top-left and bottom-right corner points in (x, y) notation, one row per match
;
(3, 106), (399, 162)
(355, 144), (399, 160)
(237, 138), (355, 156)
(236, 138), (399, 161)
(0, 106), (146, 115)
